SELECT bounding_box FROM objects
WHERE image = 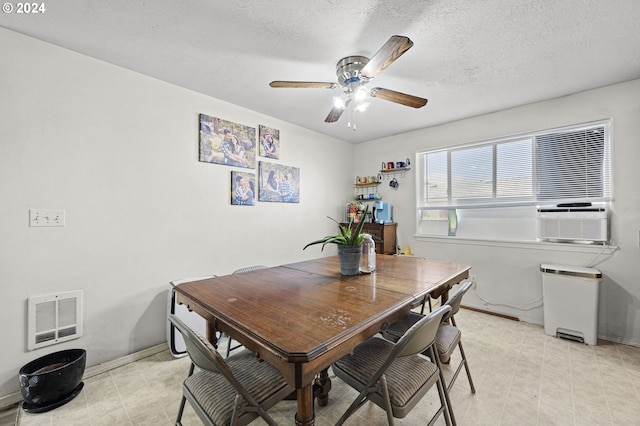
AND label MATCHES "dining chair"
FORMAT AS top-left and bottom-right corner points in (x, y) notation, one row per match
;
(168, 314), (293, 426)
(382, 280), (476, 394)
(332, 305), (453, 426)
(223, 265), (269, 357)
(232, 265), (268, 274)
(168, 275), (218, 358)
